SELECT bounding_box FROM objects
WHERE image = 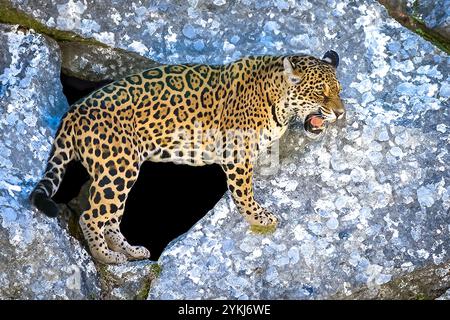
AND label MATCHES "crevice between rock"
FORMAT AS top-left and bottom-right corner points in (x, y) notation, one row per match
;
(377, 0), (450, 54)
(331, 261), (450, 300)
